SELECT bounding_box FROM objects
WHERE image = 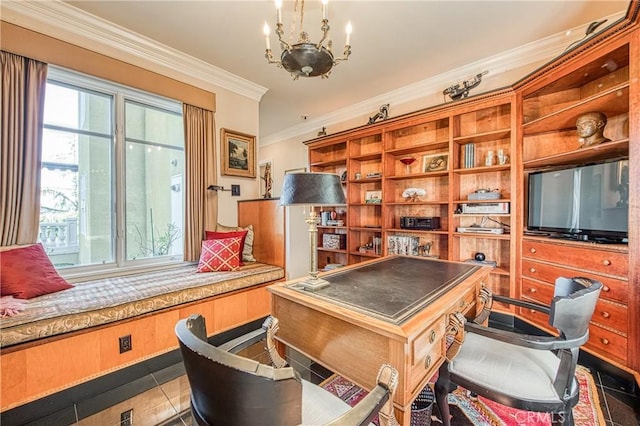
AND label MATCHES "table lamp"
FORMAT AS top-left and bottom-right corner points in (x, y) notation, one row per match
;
(280, 172), (346, 291)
